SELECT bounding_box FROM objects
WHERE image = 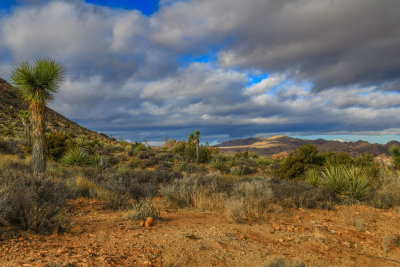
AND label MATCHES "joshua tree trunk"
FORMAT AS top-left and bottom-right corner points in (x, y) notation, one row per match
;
(196, 140), (199, 165)
(27, 124), (31, 148)
(30, 102), (46, 177)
